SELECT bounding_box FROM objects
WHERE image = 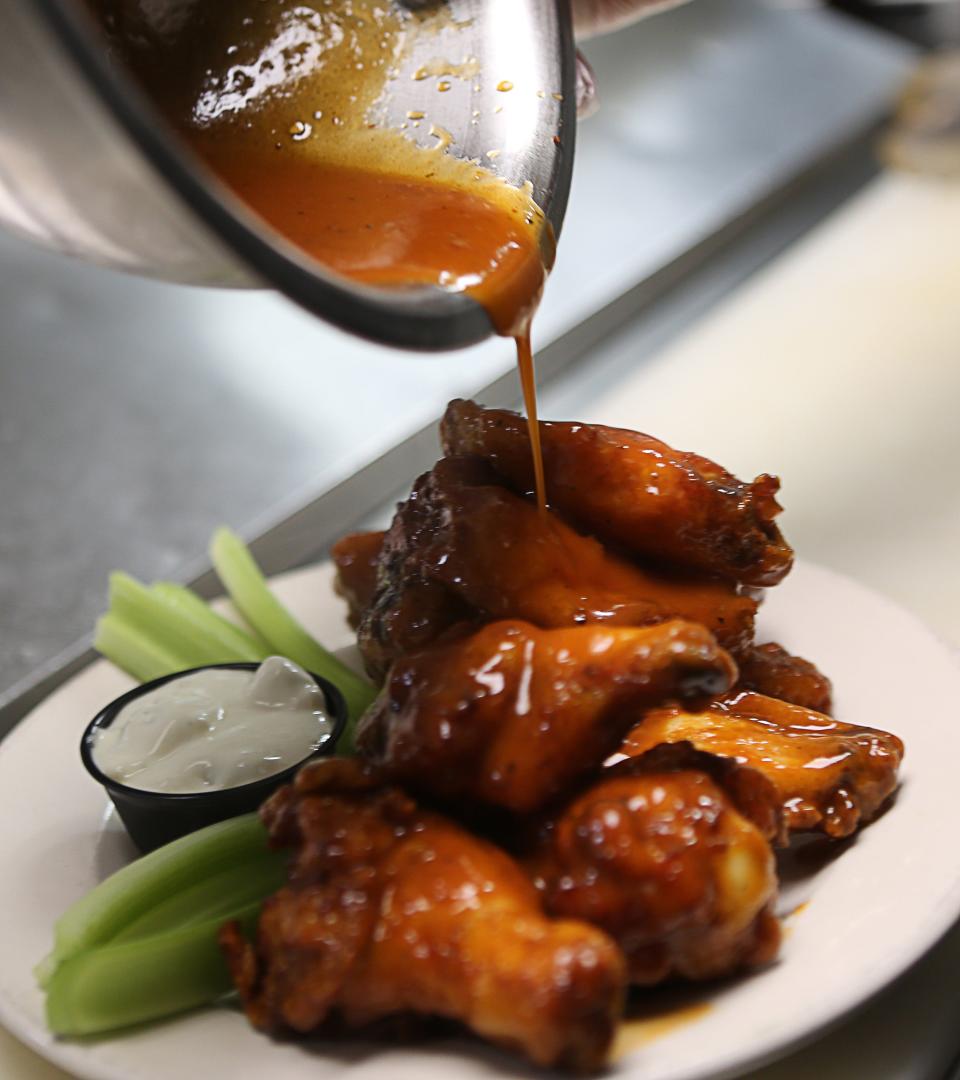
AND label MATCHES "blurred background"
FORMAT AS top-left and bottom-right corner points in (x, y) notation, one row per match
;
(2, 0), (960, 1075)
